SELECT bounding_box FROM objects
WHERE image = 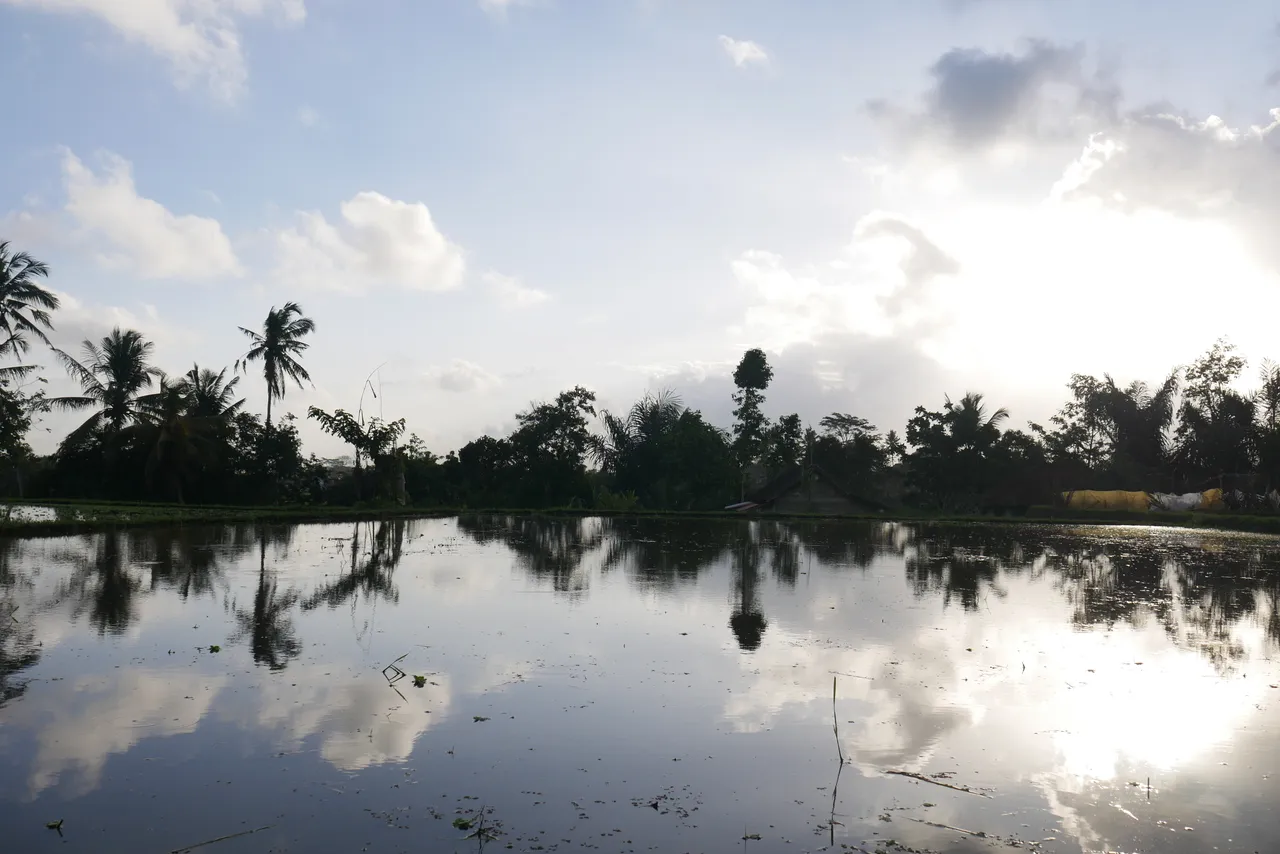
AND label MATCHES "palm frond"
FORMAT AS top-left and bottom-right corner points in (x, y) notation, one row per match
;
(52, 347), (103, 393)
